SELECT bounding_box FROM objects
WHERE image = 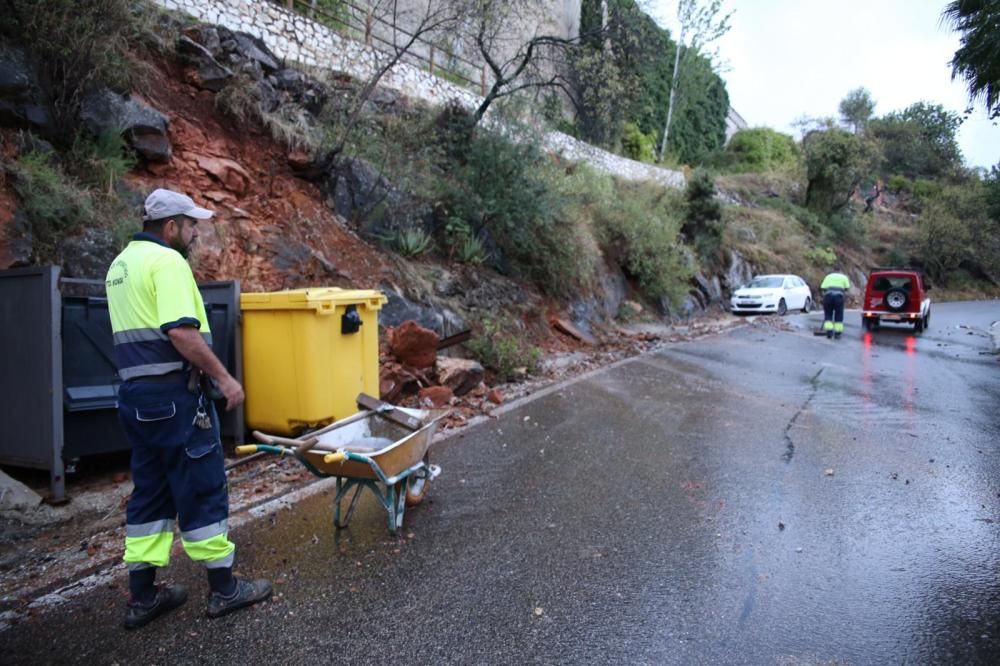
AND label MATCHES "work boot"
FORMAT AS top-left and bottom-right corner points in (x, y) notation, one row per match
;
(124, 584), (188, 630)
(834, 332), (842, 339)
(826, 330), (833, 339)
(206, 577), (272, 619)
